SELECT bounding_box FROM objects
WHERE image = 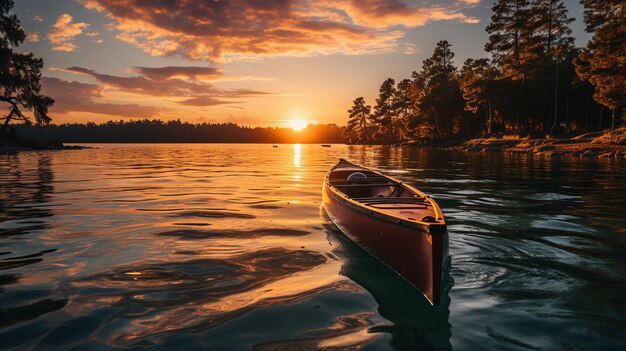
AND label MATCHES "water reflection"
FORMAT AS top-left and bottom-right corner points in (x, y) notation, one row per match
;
(322, 215), (452, 351)
(294, 143), (301, 168)
(0, 153), (55, 238)
(0, 152), (67, 336)
(38, 247), (333, 348)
